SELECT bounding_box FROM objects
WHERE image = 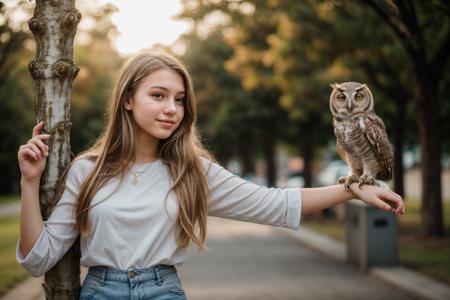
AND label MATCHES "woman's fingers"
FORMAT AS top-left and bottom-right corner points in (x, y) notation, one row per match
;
(388, 189), (401, 198)
(22, 147), (40, 160)
(24, 122), (51, 160)
(19, 145), (39, 160)
(372, 197), (394, 212)
(356, 185), (405, 216)
(21, 136), (50, 160)
(32, 121), (45, 137)
(380, 190), (405, 215)
(28, 135), (50, 154)
(25, 143), (42, 159)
